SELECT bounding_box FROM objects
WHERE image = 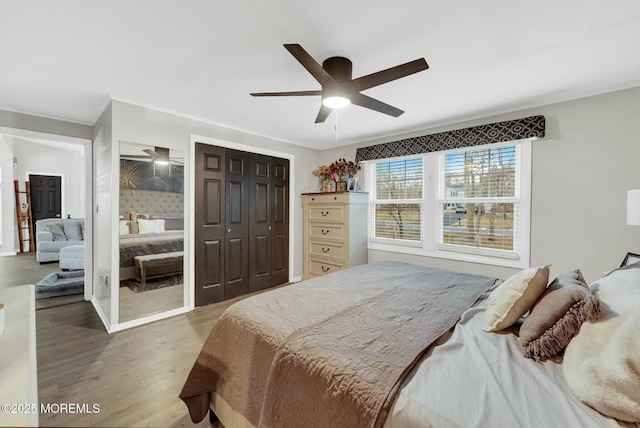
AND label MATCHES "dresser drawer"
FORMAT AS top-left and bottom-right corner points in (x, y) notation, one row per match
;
(306, 193), (349, 204)
(309, 241), (344, 260)
(308, 205), (344, 223)
(309, 259), (344, 277)
(308, 224), (344, 241)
